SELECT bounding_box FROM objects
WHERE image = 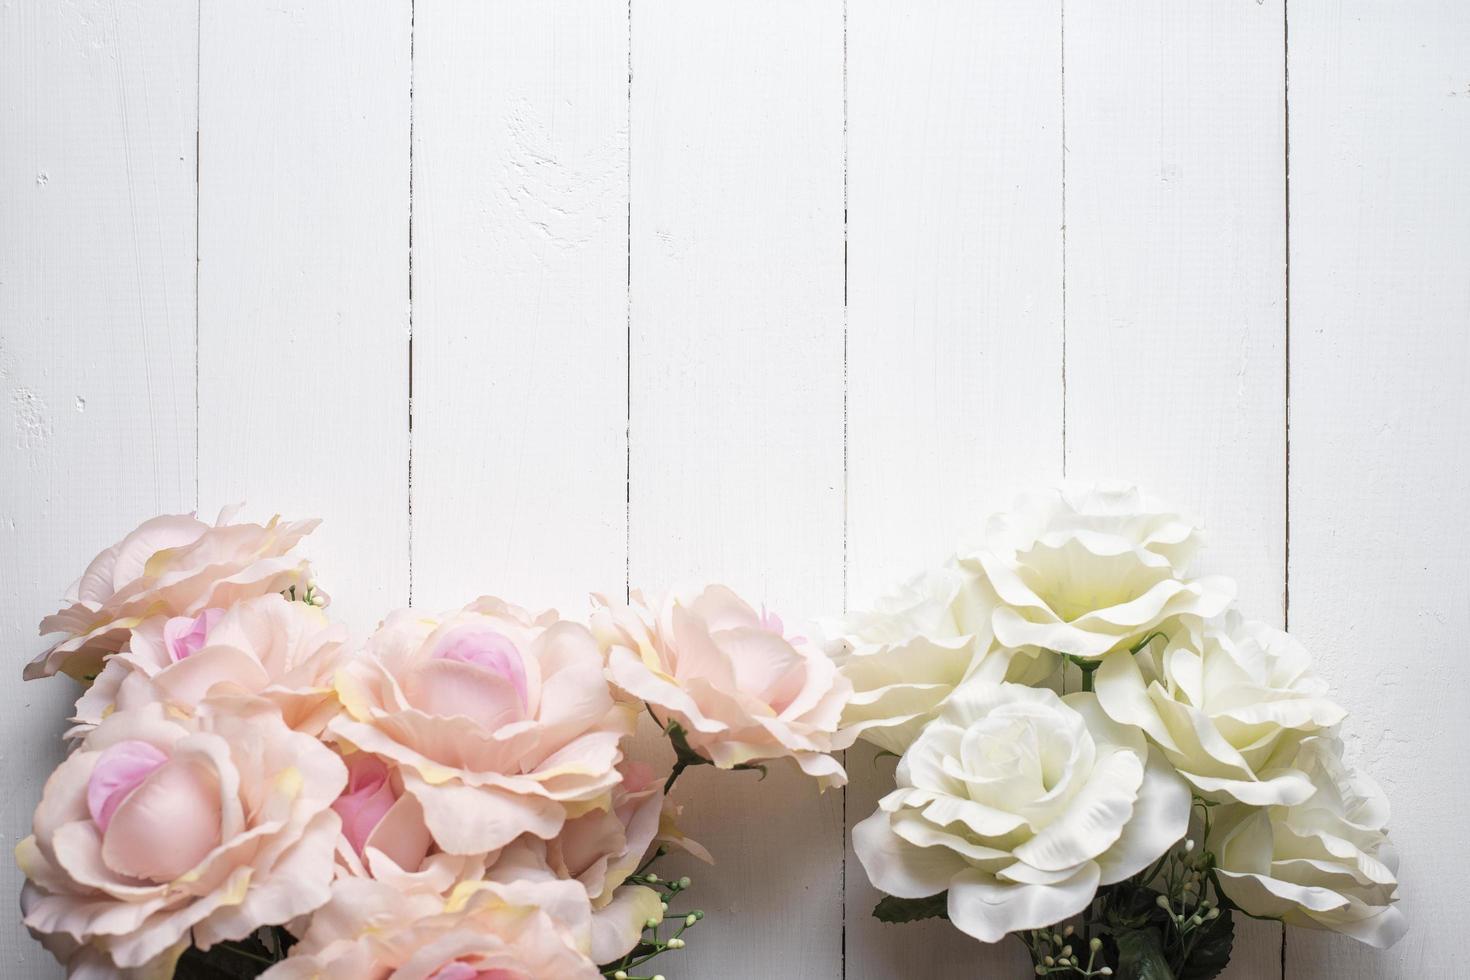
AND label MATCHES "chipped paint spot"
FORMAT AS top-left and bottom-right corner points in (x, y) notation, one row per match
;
(11, 387), (52, 449)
